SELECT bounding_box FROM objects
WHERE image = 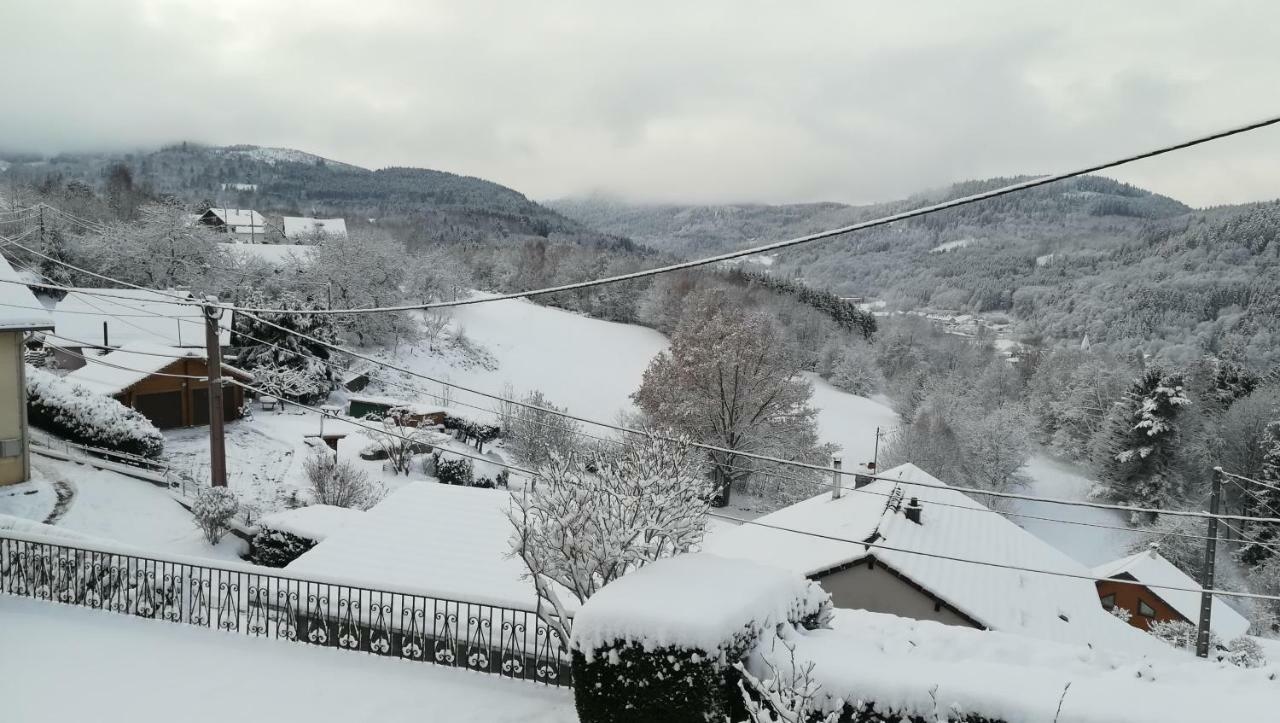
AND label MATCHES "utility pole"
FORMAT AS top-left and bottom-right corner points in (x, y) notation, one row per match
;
(204, 297), (227, 488)
(872, 426), (882, 471)
(1196, 467), (1223, 658)
(830, 455), (843, 500)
